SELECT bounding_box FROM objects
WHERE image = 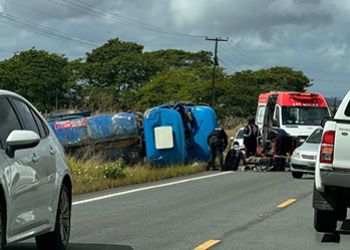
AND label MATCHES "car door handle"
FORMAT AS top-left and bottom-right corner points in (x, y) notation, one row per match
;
(32, 153), (39, 163)
(50, 146), (56, 155)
